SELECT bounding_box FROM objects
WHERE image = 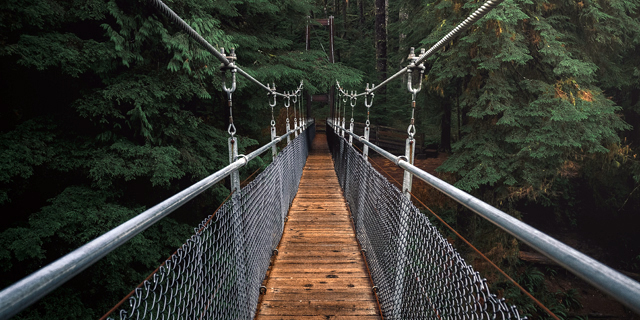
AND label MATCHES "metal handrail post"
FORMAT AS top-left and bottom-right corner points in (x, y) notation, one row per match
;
(401, 137), (416, 199)
(363, 126), (370, 161)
